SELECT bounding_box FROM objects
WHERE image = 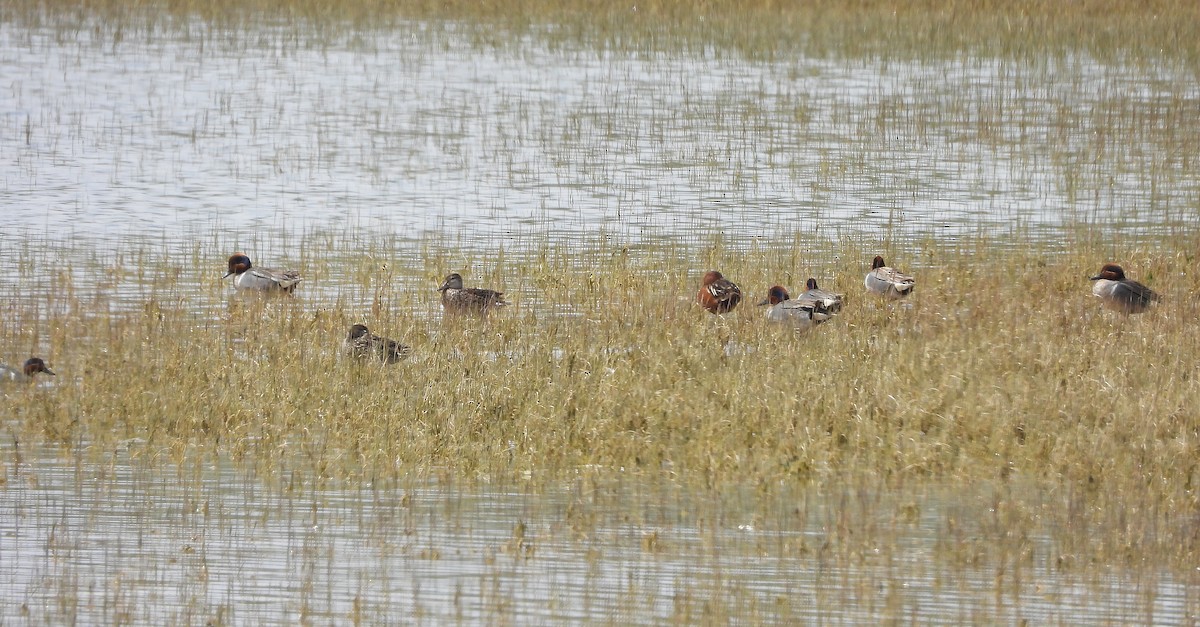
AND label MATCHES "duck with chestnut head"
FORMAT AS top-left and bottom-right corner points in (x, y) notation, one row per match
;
(223, 253), (301, 293)
(758, 285), (837, 331)
(0, 357), (56, 383)
(697, 271), (742, 314)
(1090, 263), (1159, 314)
